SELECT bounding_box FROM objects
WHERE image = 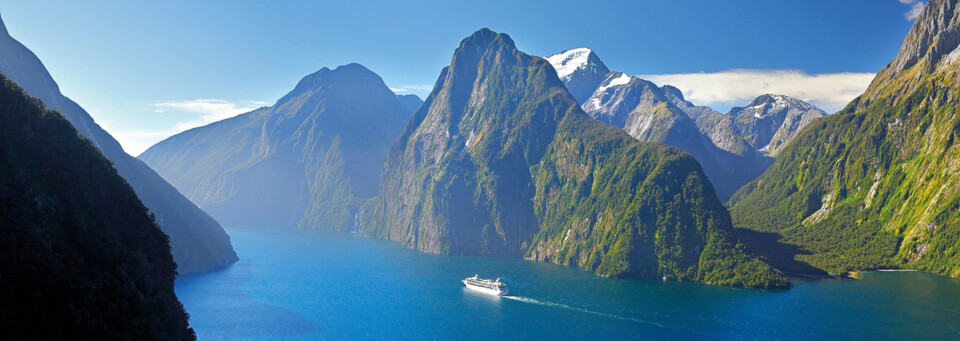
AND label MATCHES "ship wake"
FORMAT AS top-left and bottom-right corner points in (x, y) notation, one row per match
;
(503, 296), (663, 328)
